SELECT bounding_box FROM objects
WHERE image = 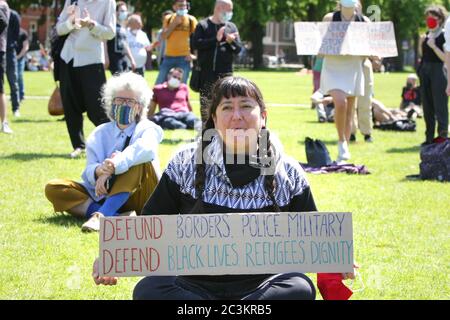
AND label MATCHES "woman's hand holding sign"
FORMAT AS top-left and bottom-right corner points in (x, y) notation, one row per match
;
(93, 258), (118, 286)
